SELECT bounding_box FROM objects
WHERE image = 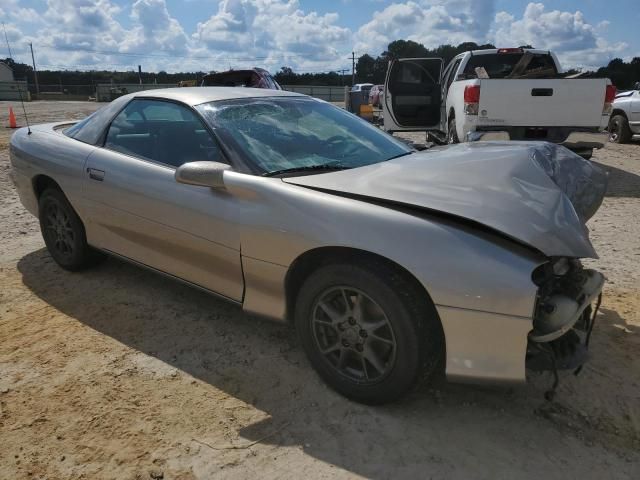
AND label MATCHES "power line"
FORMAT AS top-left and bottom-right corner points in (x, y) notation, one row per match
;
(35, 45), (354, 63)
(22, 44), (353, 75)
